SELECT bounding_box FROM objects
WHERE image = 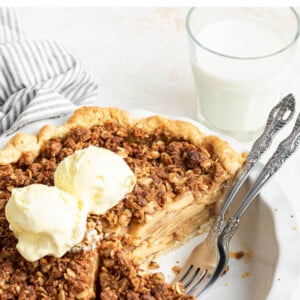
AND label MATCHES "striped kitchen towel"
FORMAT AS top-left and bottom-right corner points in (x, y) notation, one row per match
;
(0, 7), (98, 137)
